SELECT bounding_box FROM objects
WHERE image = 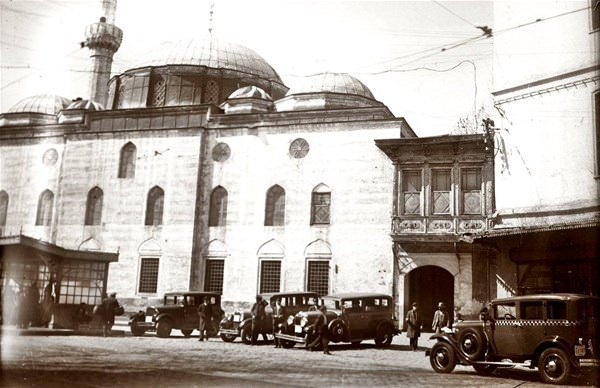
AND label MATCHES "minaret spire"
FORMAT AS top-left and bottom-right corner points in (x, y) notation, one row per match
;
(82, 0), (122, 107)
(208, 1), (215, 35)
